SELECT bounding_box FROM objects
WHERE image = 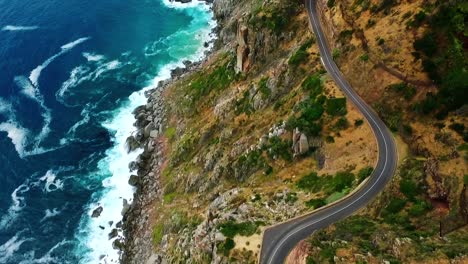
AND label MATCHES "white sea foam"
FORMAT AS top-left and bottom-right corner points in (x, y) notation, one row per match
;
(56, 59), (121, 105)
(0, 105), (56, 158)
(2, 37), (90, 157)
(0, 122), (30, 157)
(0, 181), (31, 230)
(83, 52), (105, 62)
(61, 37), (91, 50)
(40, 208), (62, 222)
(40, 170), (64, 192)
(17, 240), (73, 264)
(0, 231), (33, 263)
(29, 37), (90, 87)
(60, 105), (93, 144)
(14, 76), (52, 145)
(56, 65), (91, 103)
(2, 25), (39, 31)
